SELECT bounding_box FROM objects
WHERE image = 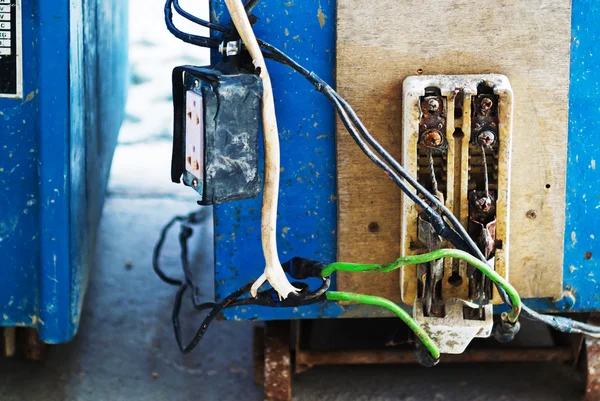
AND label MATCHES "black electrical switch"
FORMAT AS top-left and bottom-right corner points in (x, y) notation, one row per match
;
(171, 66), (263, 205)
